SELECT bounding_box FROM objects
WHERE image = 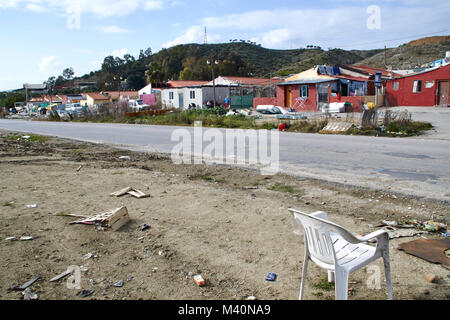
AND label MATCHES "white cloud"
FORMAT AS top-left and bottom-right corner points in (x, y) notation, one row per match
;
(25, 3), (46, 12)
(98, 25), (129, 34)
(163, 25), (221, 48)
(1, 0), (165, 17)
(38, 56), (61, 73)
(200, 4), (450, 49)
(110, 48), (129, 58)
